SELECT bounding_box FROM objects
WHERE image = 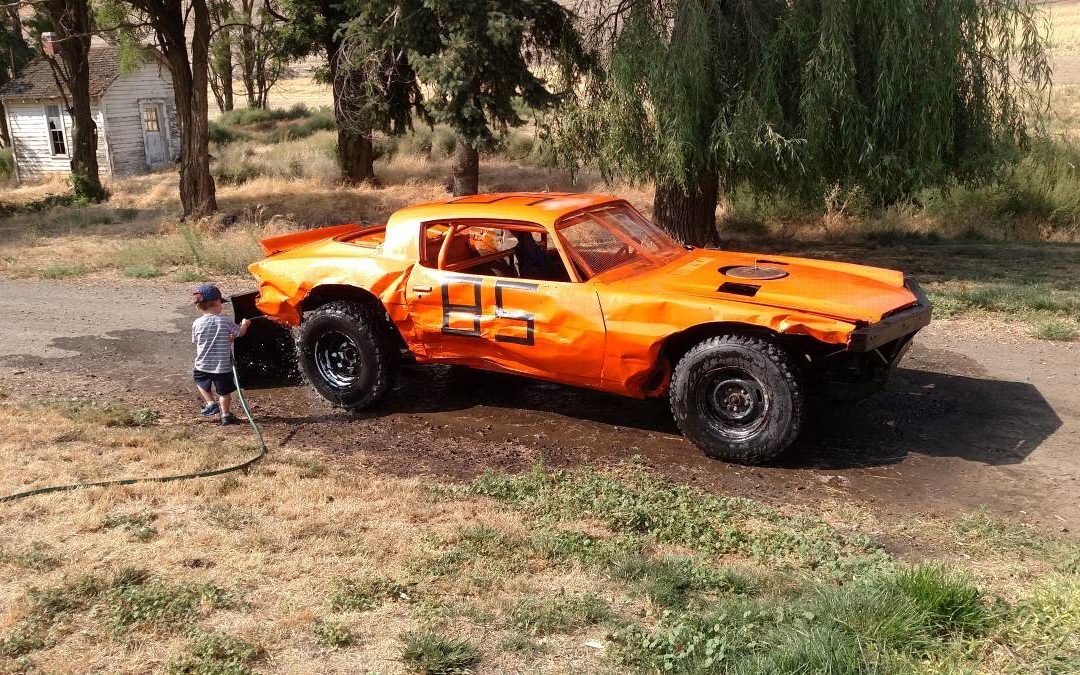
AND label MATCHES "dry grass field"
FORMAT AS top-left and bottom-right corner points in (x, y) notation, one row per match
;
(2, 399), (1078, 673)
